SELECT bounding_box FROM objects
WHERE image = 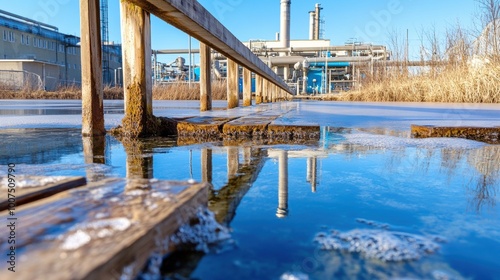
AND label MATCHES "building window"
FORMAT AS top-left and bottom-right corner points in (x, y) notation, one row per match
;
(58, 44), (64, 53)
(2, 30), (6, 41)
(25, 35), (30, 46)
(43, 40), (47, 49)
(8, 31), (15, 42)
